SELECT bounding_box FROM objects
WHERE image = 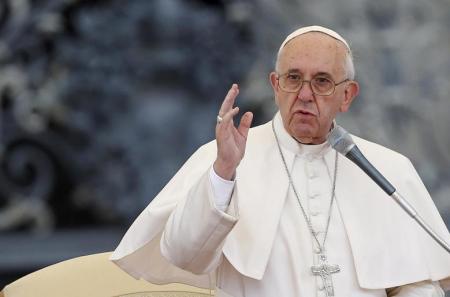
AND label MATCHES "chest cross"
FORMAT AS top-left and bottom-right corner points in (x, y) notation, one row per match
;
(311, 254), (340, 297)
